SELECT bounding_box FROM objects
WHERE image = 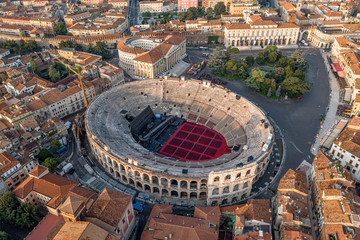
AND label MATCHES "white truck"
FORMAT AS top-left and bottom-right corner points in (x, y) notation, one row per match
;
(62, 163), (74, 174)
